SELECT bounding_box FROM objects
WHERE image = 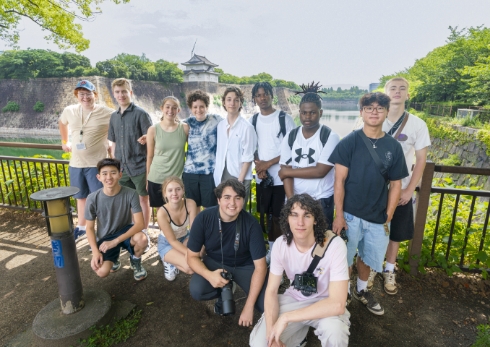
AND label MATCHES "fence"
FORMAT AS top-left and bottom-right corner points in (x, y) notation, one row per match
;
(410, 102), (490, 121)
(2, 143), (490, 275)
